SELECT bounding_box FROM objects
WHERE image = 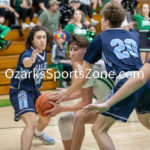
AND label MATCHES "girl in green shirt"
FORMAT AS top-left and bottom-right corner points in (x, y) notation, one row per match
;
(134, 3), (150, 64)
(64, 9), (87, 36)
